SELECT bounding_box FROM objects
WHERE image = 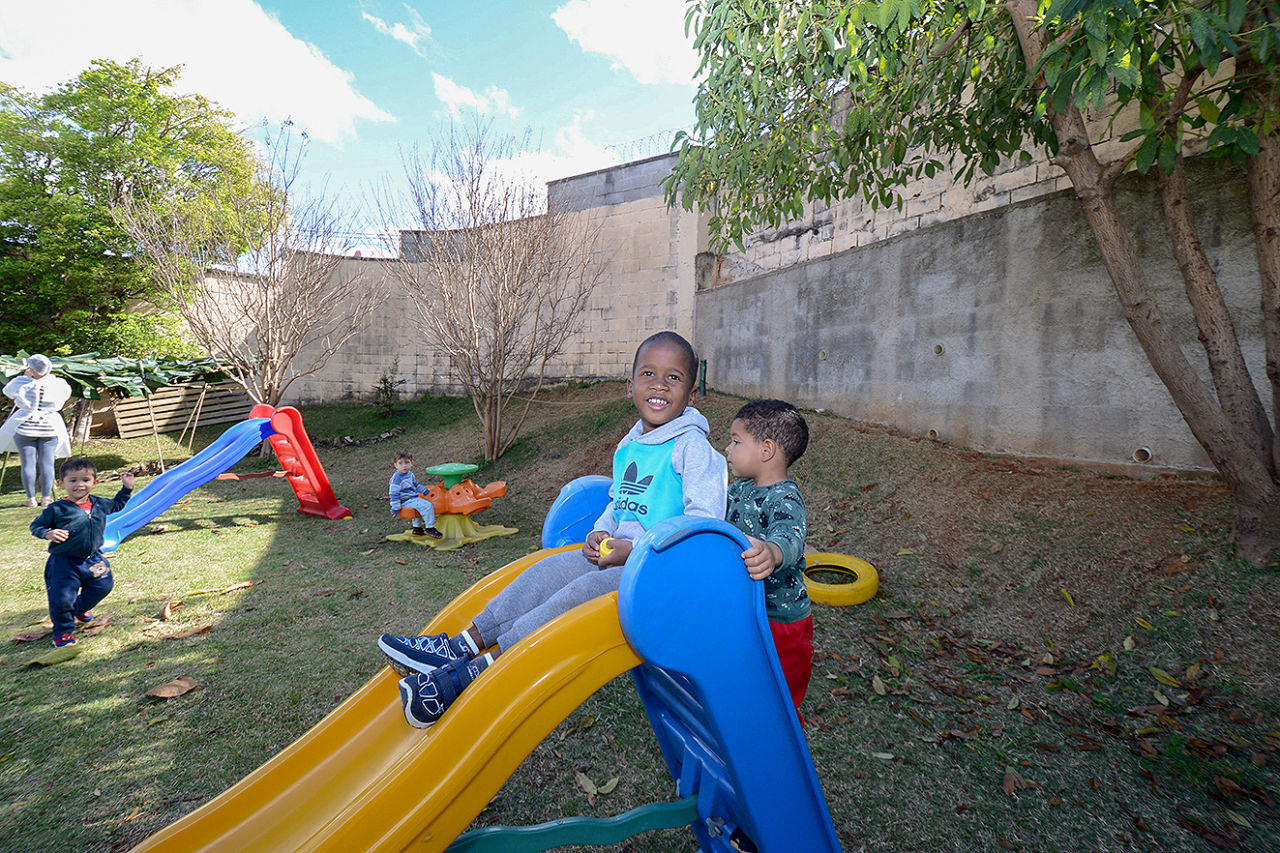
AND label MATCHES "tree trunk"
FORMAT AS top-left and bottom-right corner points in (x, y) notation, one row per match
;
(1241, 52), (1280, 477)
(1158, 158), (1273, 464)
(1005, 0), (1280, 564)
